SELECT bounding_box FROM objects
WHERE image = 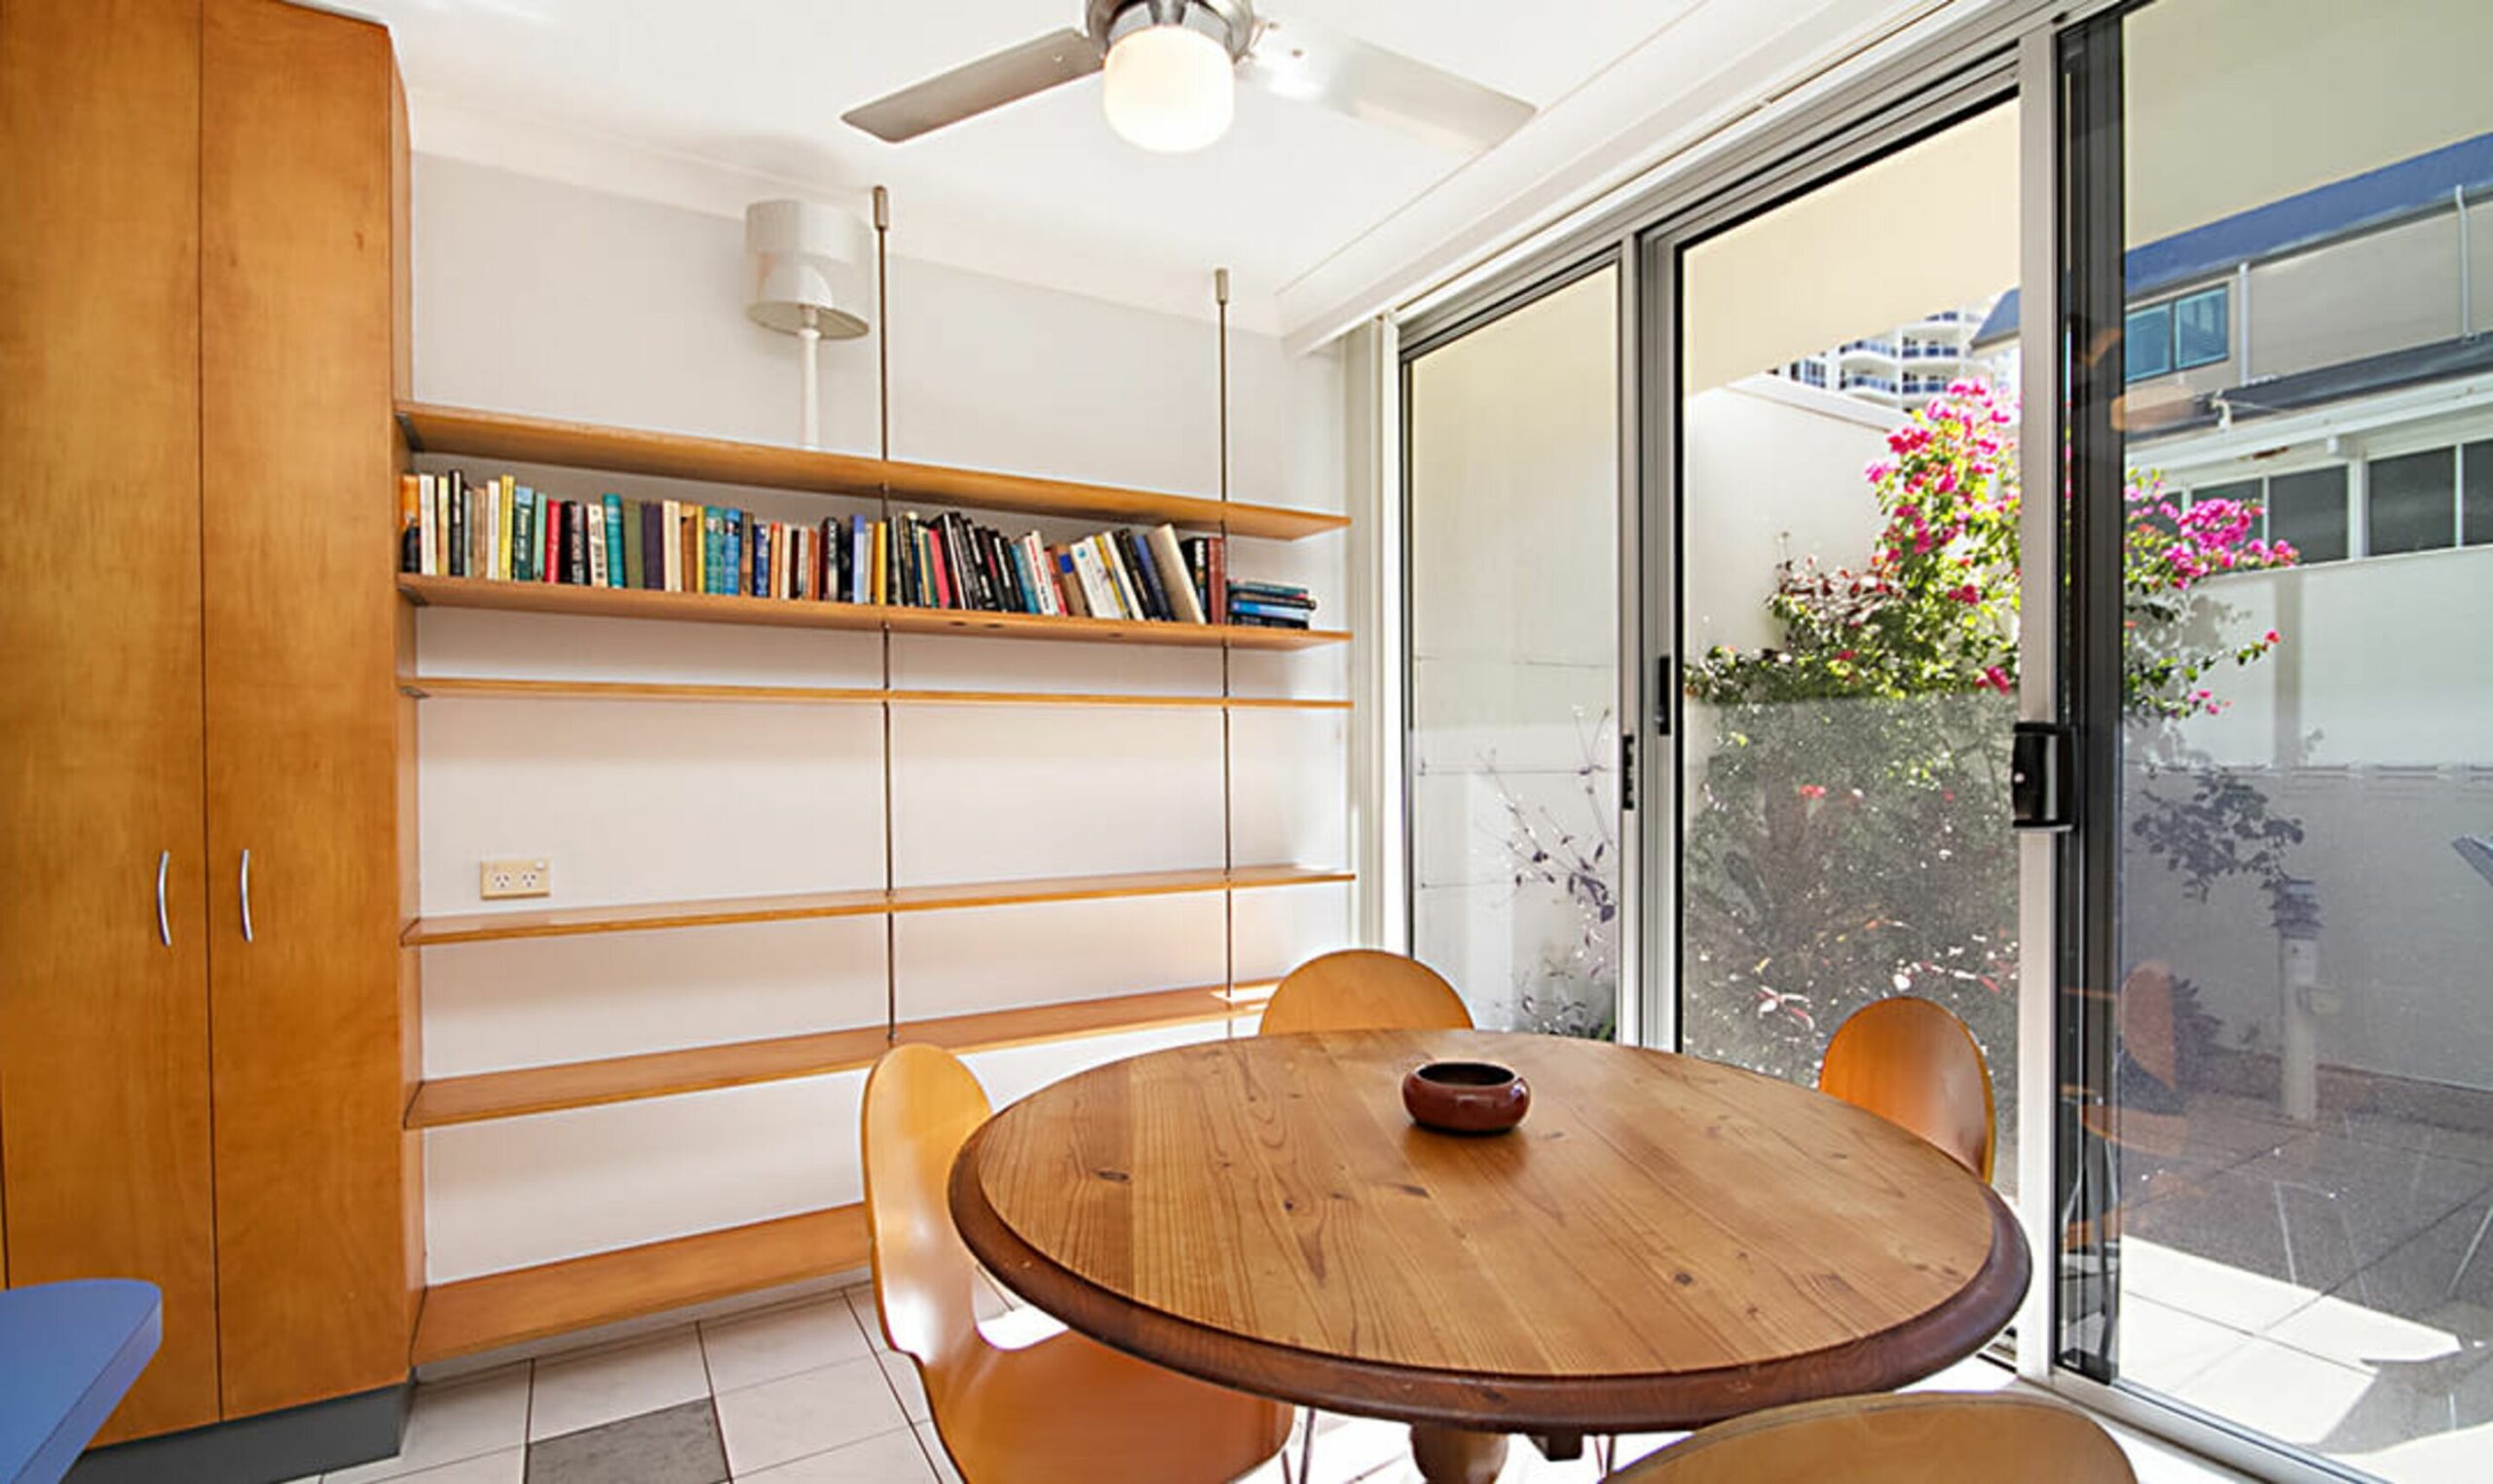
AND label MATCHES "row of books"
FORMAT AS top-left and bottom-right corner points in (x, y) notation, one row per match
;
(396, 471), (1320, 628)
(1224, 580), (1318, 631)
